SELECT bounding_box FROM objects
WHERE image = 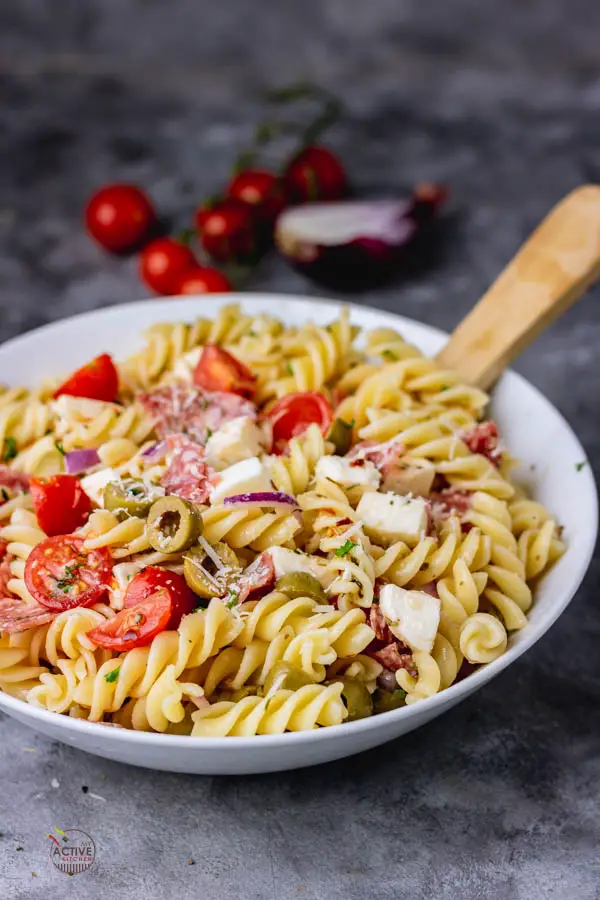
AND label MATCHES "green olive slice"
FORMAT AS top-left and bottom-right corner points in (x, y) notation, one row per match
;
(263, 661), (313, 695)
(103, 479), (156, 518)
(275, 572), (326, 602)
(372, 688), (406, 715)
(147, 495), (203, 553)
(183, 542), (239, 600)
(337, 678), (373, 721)
(326, 418), (354, 455)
